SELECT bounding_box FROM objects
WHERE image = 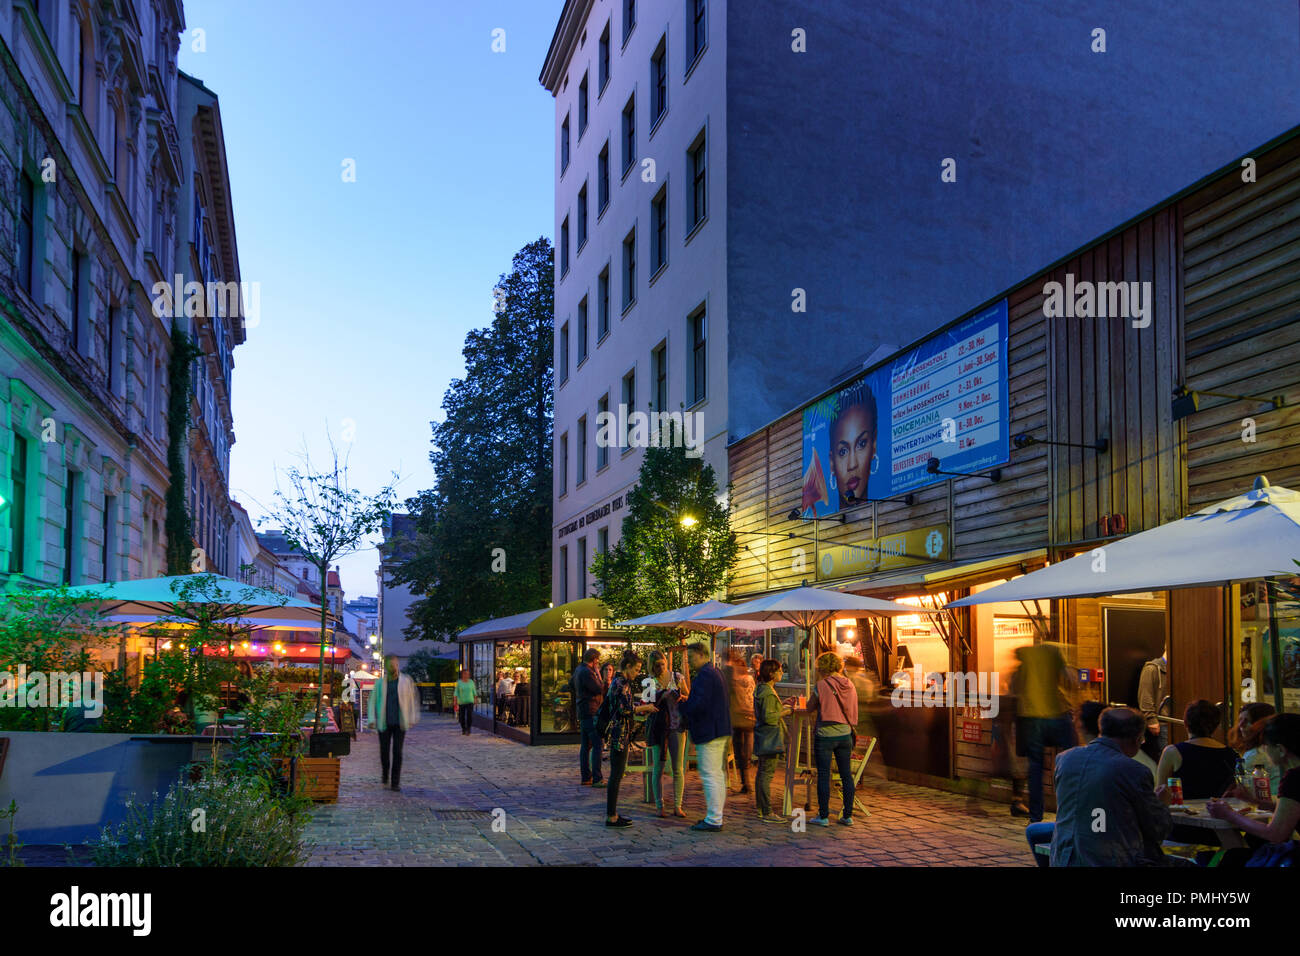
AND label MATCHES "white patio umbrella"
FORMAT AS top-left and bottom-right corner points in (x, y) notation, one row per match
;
(699, 586), (920, 696)
(947, 476), (1300, 607)
(617, 599), (777, 634)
